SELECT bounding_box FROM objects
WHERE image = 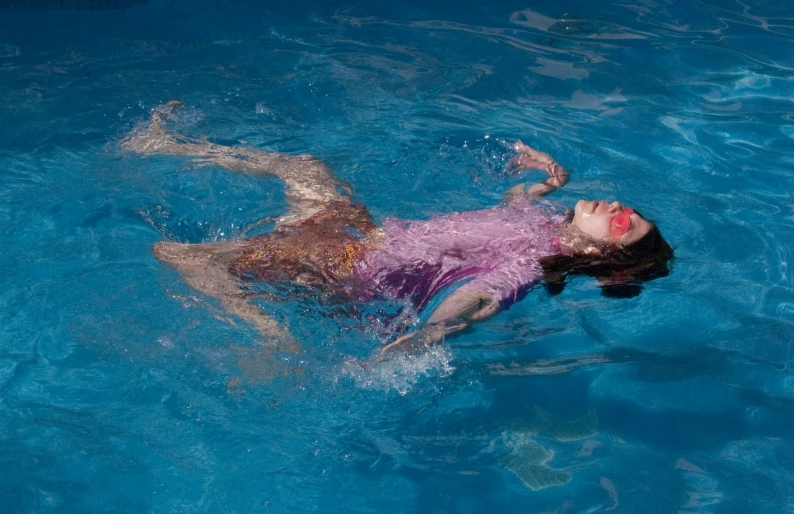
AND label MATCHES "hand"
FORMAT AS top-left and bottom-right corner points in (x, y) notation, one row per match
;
(508, 140), (553, 174)
(380, 333), (423, 355)
(151, 100), (184, 123)
(509, 141), (568, 187)
(380, 325), (445, 356)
